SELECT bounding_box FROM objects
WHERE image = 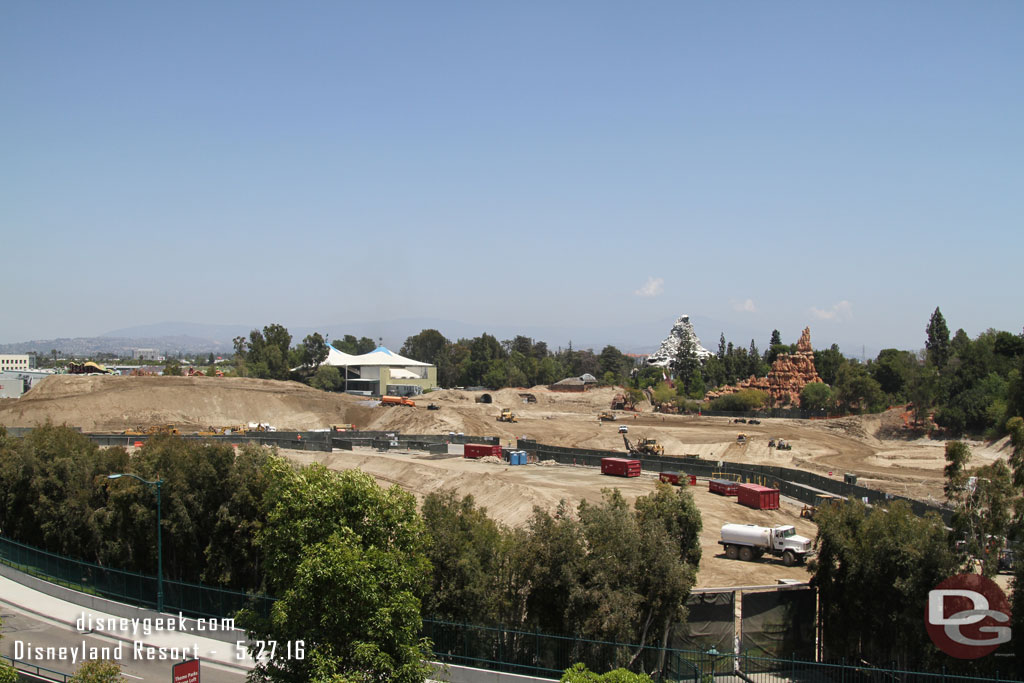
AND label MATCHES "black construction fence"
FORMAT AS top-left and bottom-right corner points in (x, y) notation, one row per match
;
(76, 430), (501, 455)
(517, 439), (952, 525)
